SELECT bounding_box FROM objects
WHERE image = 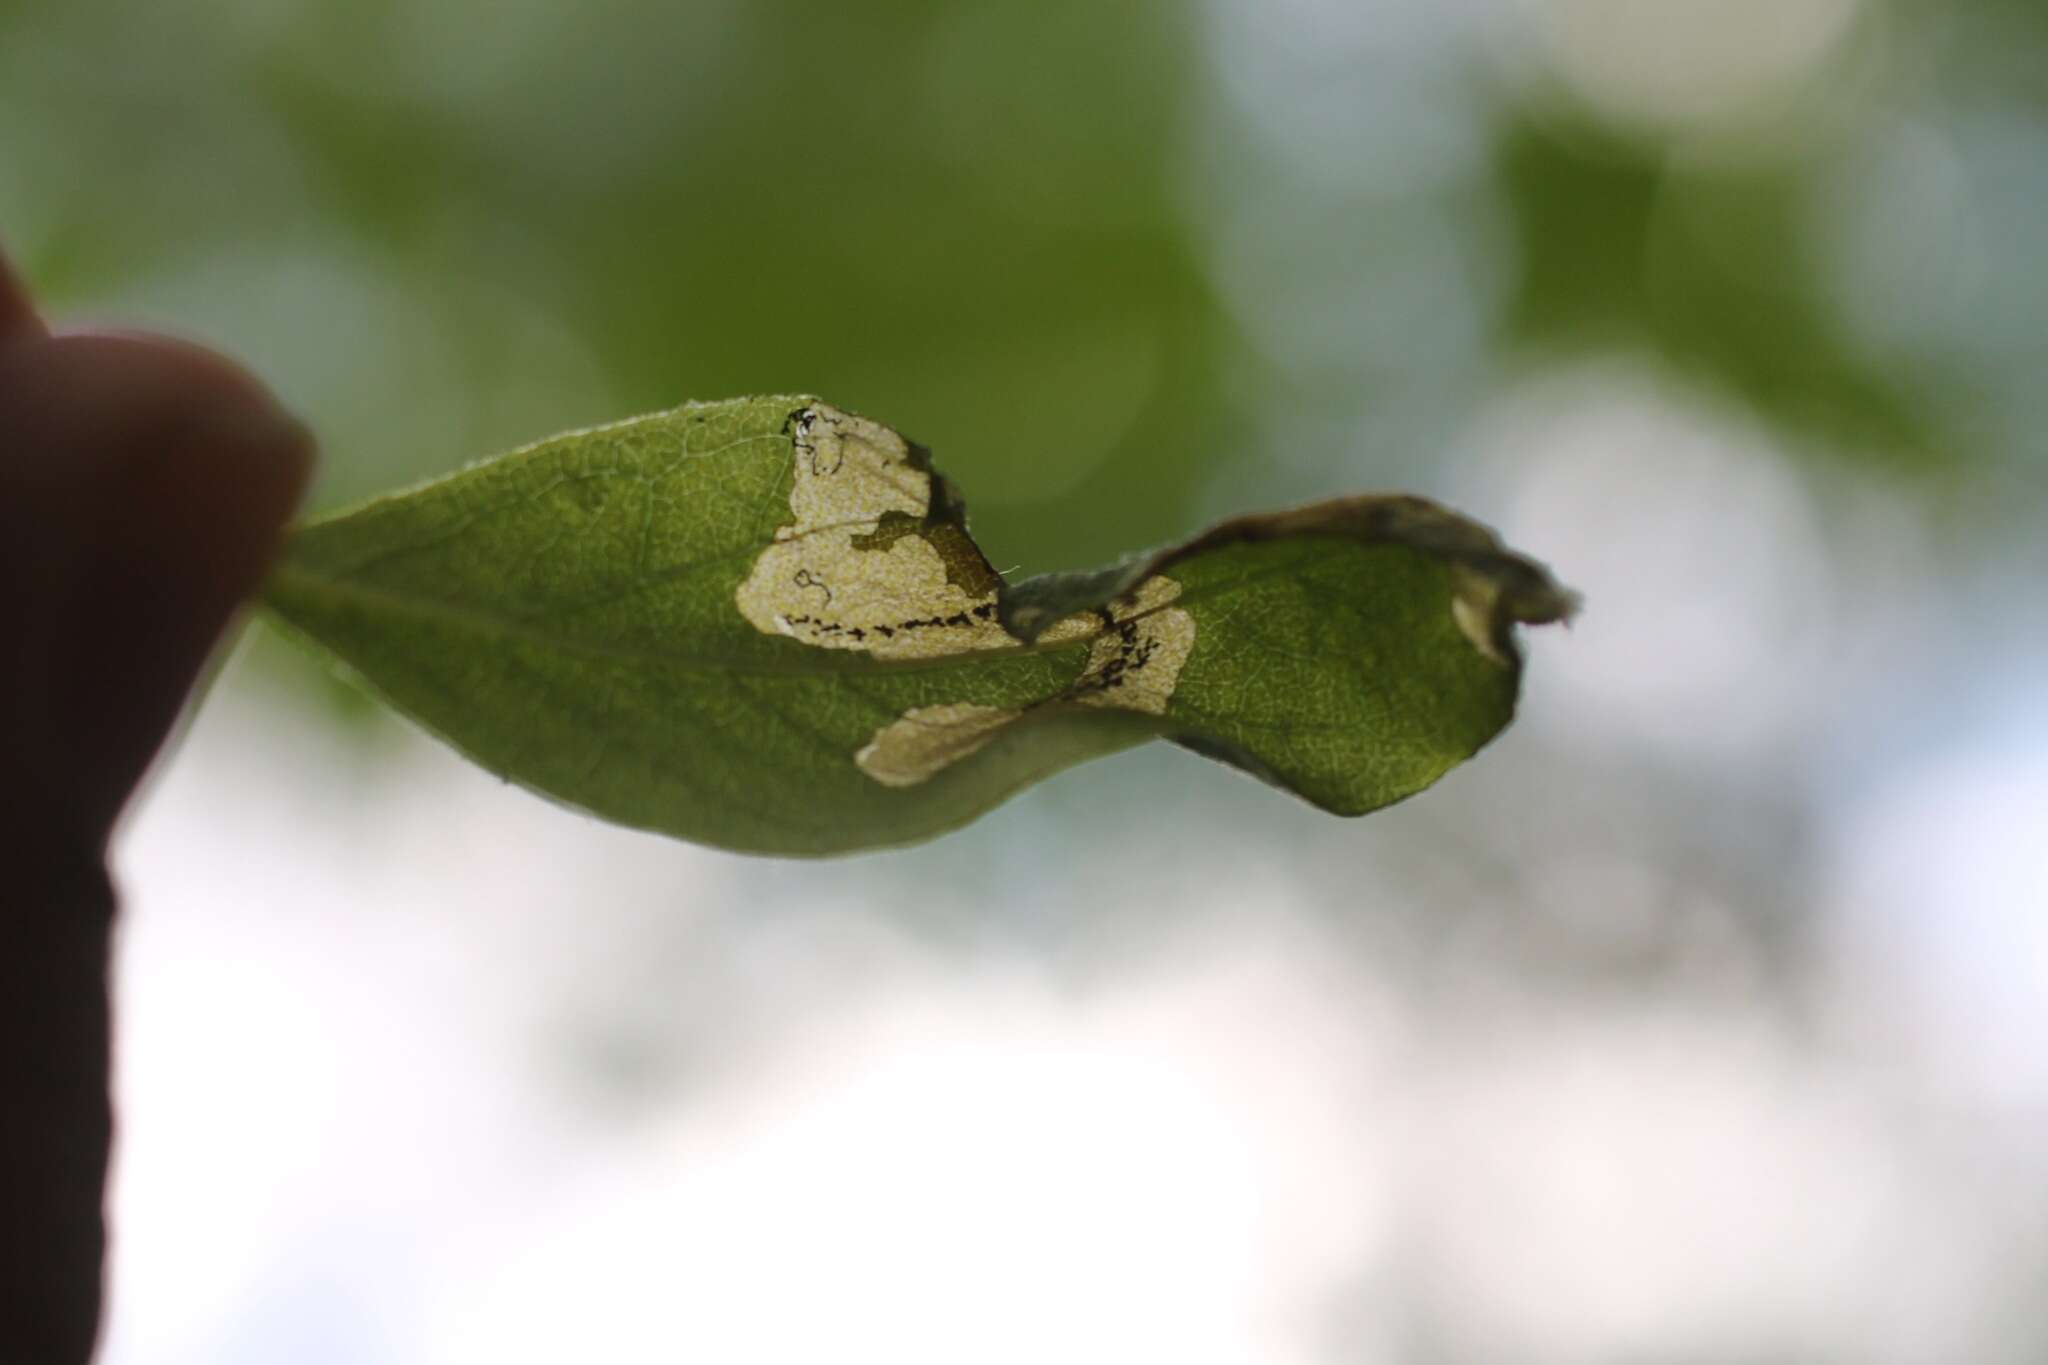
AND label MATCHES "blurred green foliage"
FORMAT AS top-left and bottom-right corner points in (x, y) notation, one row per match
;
(3, 0), (2038, 573)
(2, 0), (1235, 576)
(1496, 111), (1933, 462)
